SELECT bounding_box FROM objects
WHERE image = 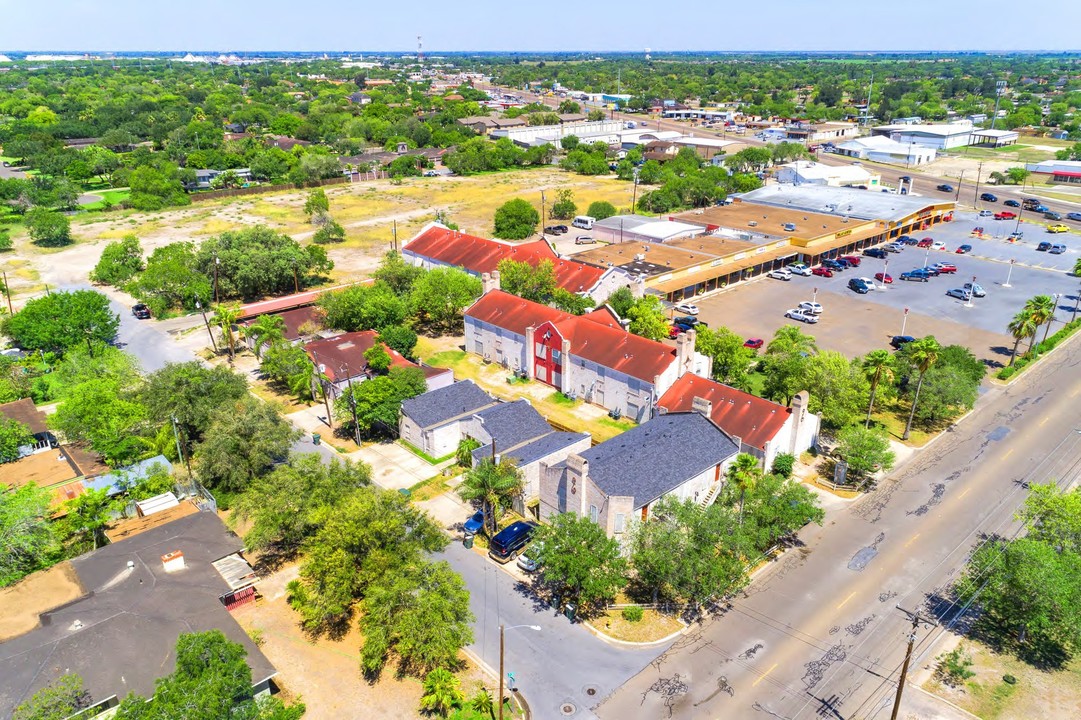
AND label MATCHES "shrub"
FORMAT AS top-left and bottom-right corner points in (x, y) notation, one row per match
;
(771, 453), (795, 479)
(934, 645), (975, 688)
(621, 605), (644, 623)
(0, 232), (11, 251)
(586, 200), (618, 220)
(493, 198), (539, 240)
